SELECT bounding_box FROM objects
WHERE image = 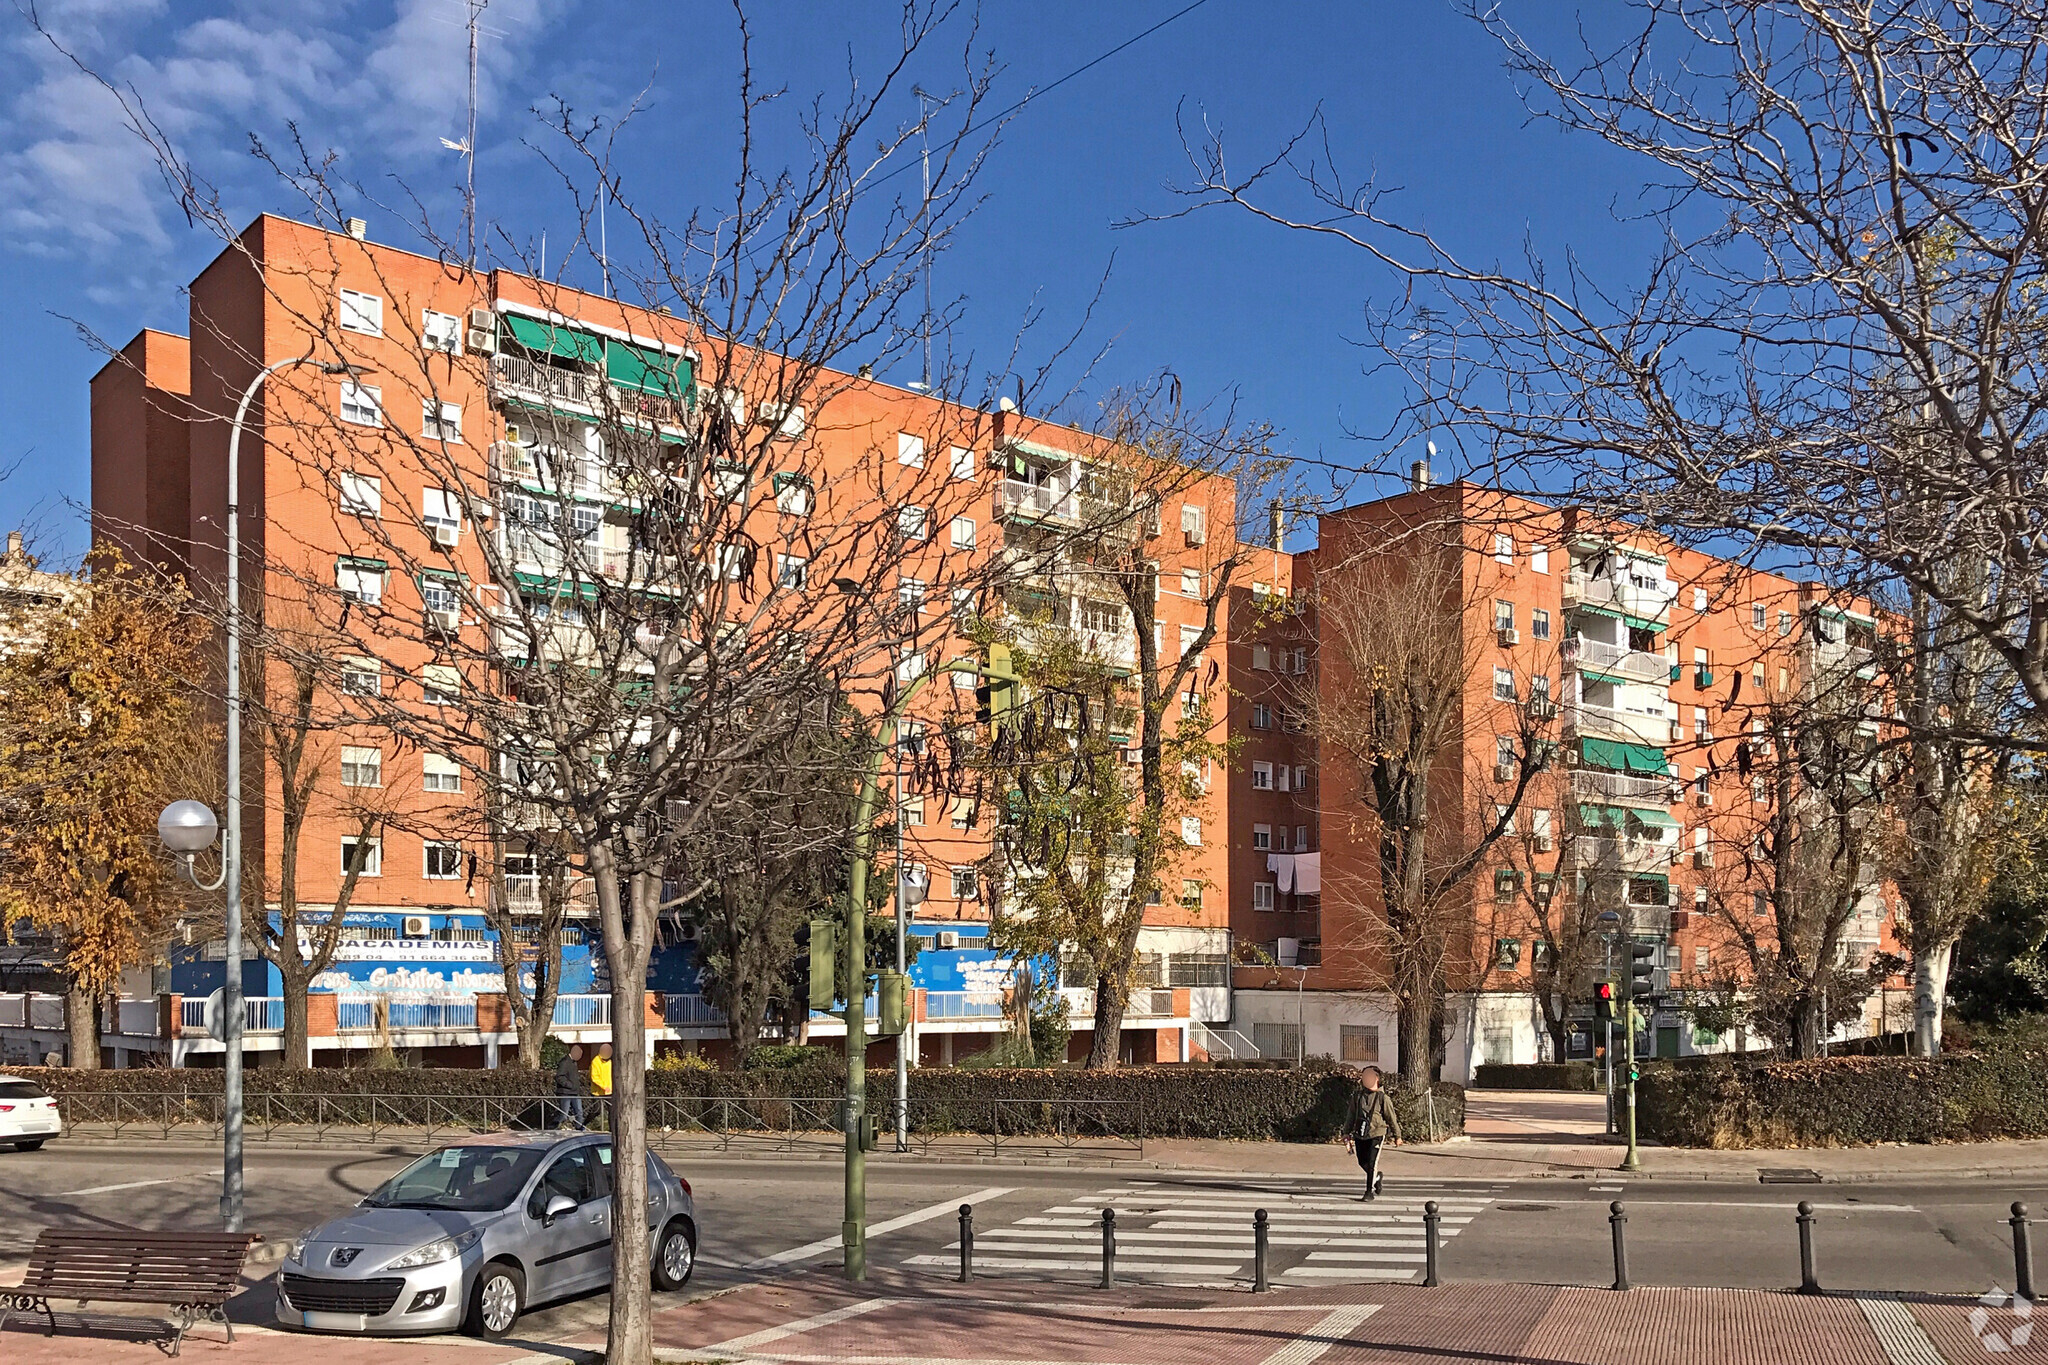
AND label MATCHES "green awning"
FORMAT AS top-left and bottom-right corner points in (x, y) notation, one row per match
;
(1571, 602), (1666, 633)
(502, 314), (604, 364)
(1580, 737), (1667, 774)
(512, 571), (601, 602)
(1630, 872), (1670, 895)
(1579, 803), (1679, 832)
(1627, 806), (1680, 831)
(605, 339), (694, 398)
